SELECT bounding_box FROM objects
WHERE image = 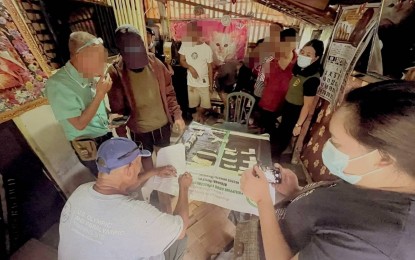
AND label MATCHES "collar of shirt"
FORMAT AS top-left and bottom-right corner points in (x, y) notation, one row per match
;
(64, 61), (92, 89)
(263, 56), (275, 63)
